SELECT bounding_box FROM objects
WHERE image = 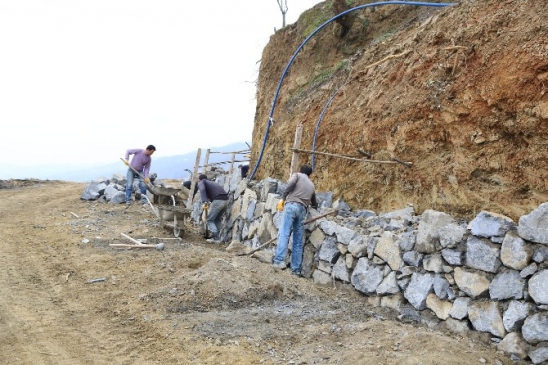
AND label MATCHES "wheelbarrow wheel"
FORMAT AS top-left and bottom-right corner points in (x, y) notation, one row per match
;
(173, 215), (181, 238)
